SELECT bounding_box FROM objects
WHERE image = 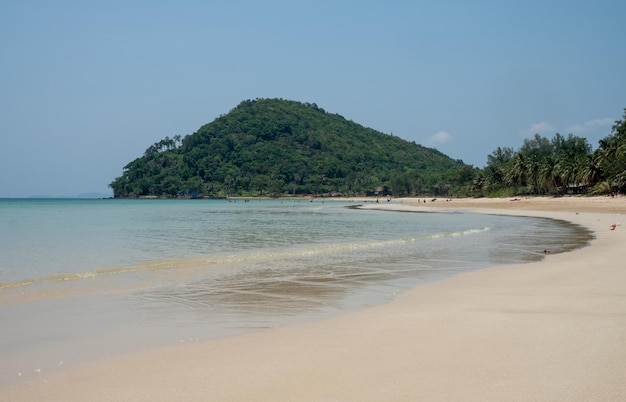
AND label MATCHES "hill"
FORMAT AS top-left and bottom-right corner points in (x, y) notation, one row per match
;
(109, 99), (470, 198)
